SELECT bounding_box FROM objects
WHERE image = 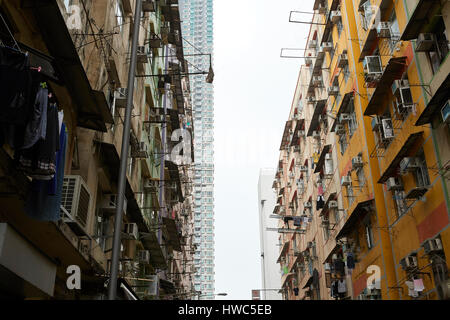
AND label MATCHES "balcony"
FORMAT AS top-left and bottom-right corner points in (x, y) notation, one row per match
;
(306, 100), (327, 137)
(364, 56), (407, 116)
(400, 0), (441, 41)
